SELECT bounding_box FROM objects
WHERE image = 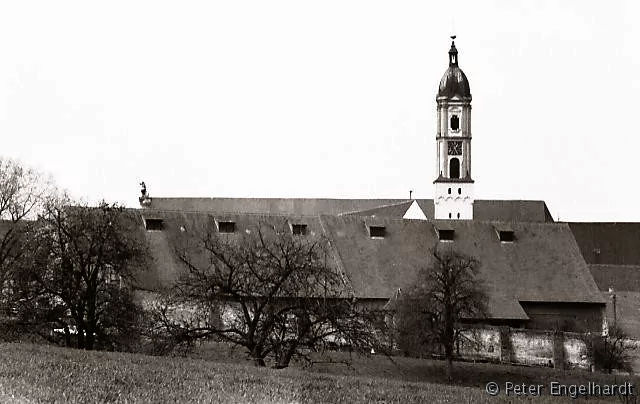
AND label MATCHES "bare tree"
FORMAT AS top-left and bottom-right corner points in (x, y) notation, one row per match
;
(16, 200), (151, 350)
(593, 325), (636, 374)
(0, 157), (54, 316)
(152, 220), (380, 368)
(394, 248), (487, 381)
